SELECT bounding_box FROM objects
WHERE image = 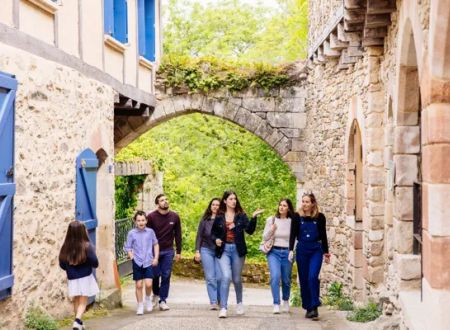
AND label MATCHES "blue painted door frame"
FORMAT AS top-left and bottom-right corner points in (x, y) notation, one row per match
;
(75, 149), (98, 303)
(75, 149), (99, 245)
(0, 71), (17, 301)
